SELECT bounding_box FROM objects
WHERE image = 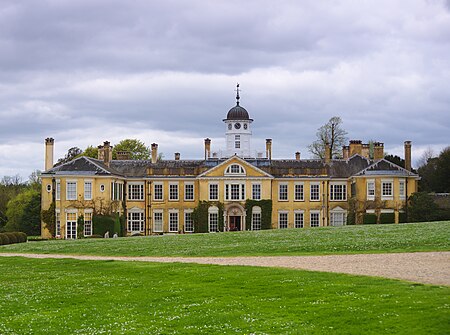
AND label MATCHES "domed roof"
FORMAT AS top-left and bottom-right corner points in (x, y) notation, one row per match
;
(227, 104), (250, 120)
